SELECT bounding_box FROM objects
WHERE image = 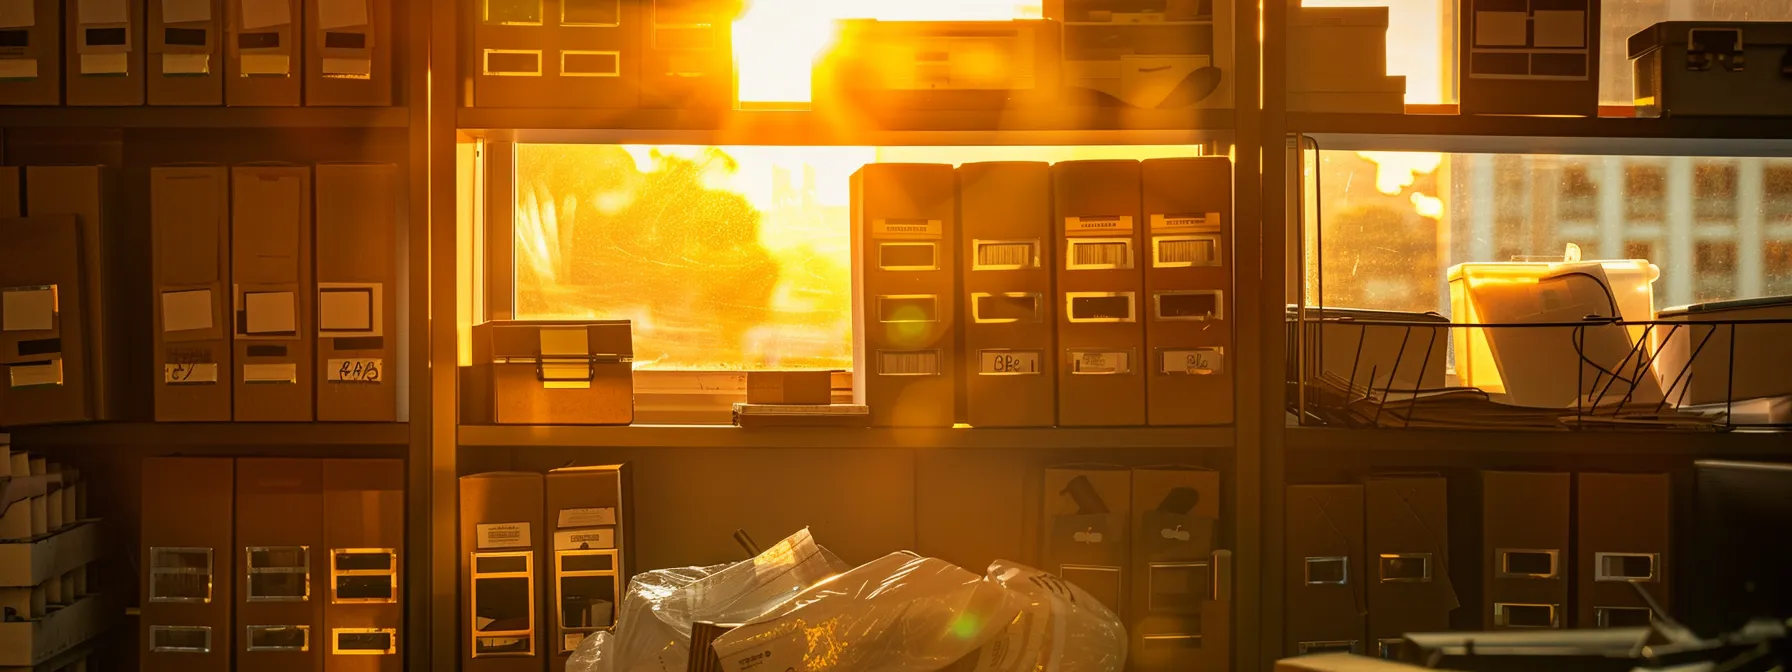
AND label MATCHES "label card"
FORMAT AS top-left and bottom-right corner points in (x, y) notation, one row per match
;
(1069, 350), (1130, 375)
(553, 528), (614, 550)
(326, 358), (382, 383)
(242, 53), (291, 75)
(319, 284), (375, 334)
(476, 522), (531, 549)
(979, 350), (1041, 376)
(557, 507), (616, 528)
(162, 290), (214, 333)
(242, 362), (297, 383)
(9, 361), (63, 388)
(243, 291), (297, 335)
(2, 287), (55, 332)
